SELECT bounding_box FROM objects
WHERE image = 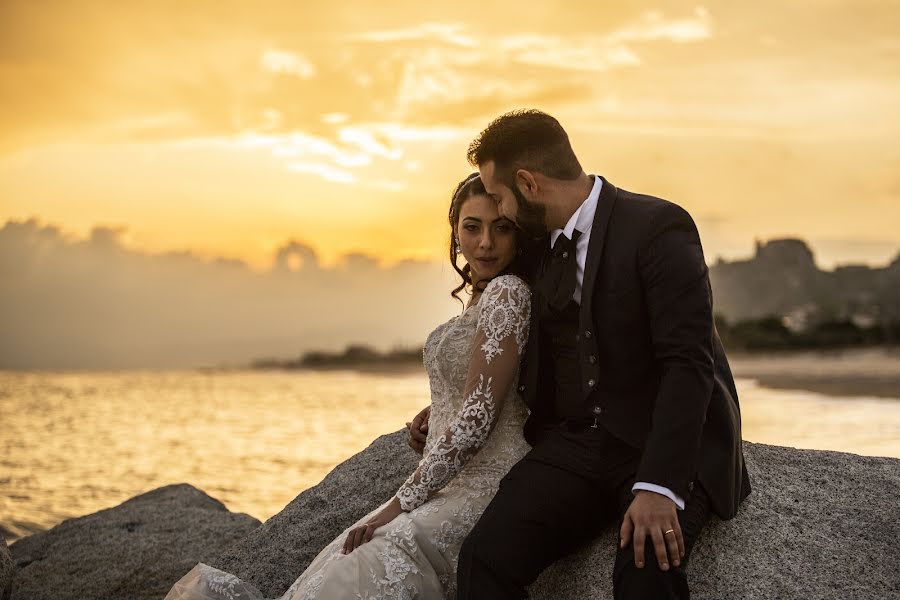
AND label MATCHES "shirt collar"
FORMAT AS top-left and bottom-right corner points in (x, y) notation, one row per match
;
(550, 175), (603, 248)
